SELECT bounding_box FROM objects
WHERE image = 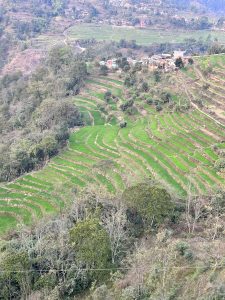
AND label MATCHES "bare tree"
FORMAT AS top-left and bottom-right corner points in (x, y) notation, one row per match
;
(185, 185), (205, 233)
(103, 207), (127, 264)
